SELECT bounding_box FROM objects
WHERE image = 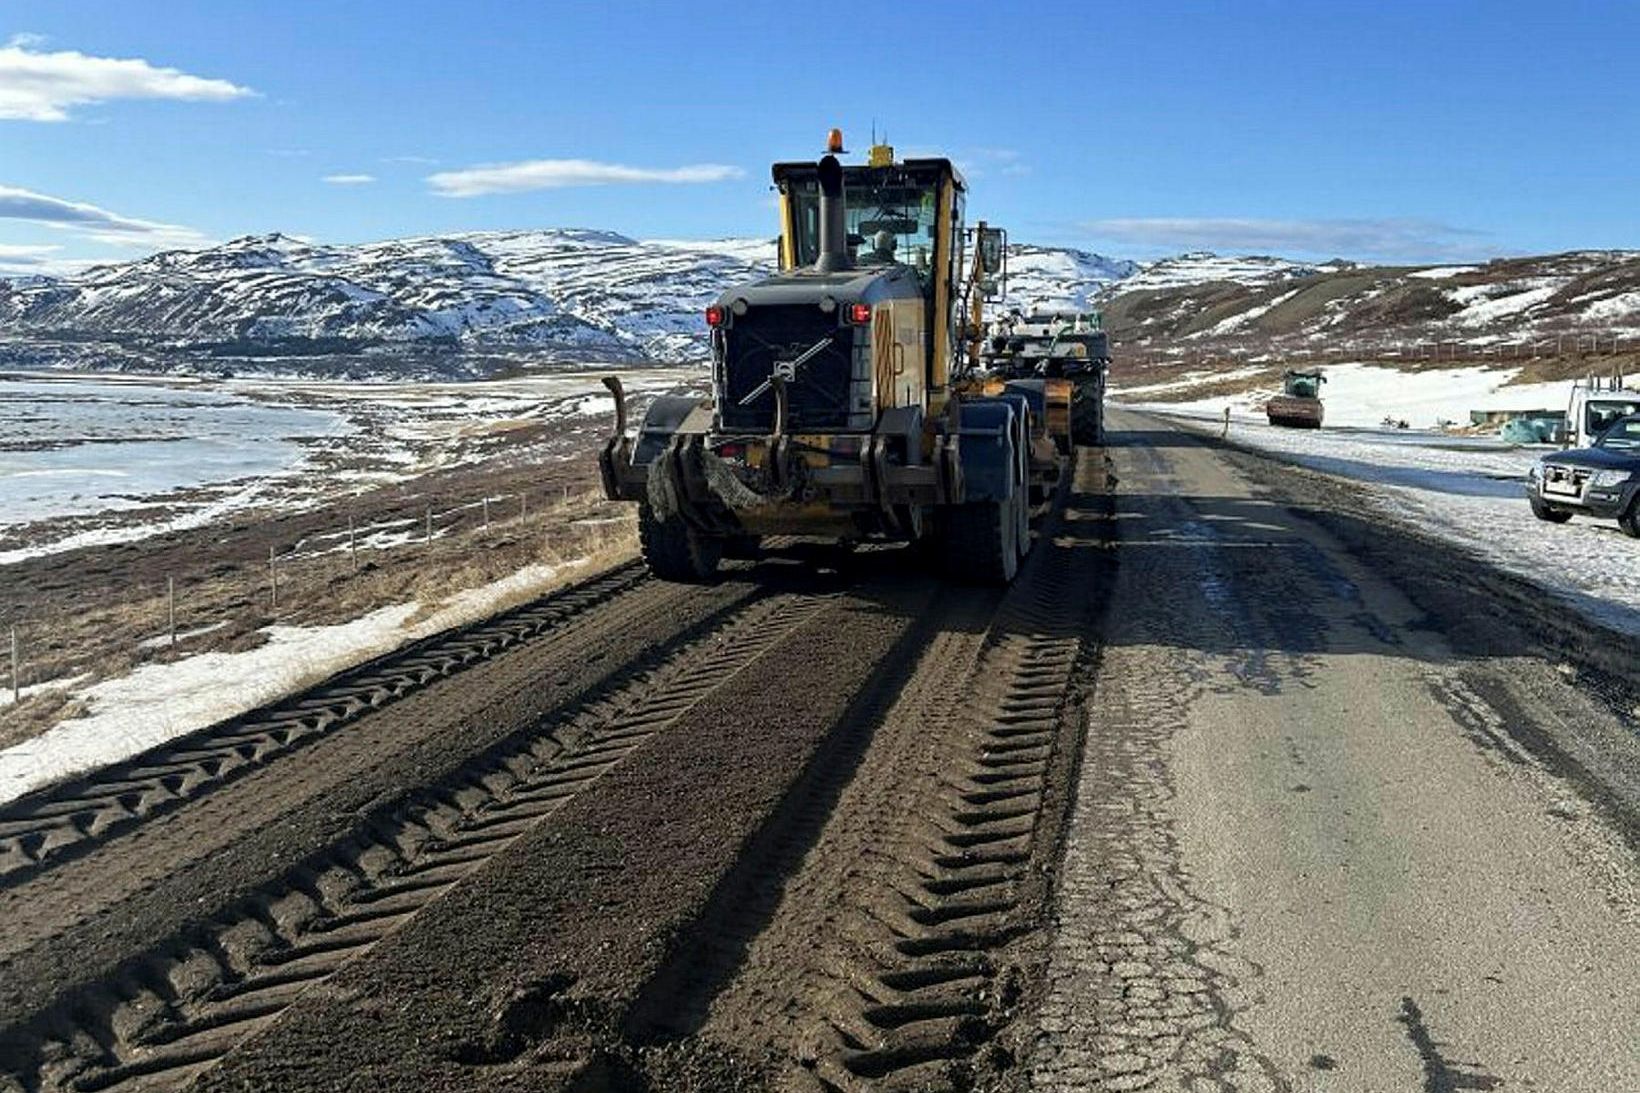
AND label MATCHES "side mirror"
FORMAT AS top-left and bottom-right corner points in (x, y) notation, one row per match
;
(979, 227), (1005, 274)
